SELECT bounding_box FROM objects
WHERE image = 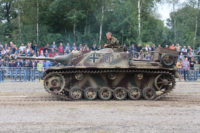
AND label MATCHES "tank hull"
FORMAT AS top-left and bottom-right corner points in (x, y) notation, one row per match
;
(43, 67), (176, 100)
